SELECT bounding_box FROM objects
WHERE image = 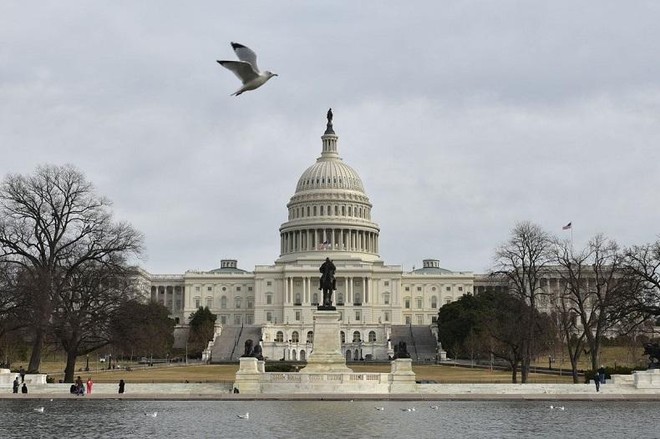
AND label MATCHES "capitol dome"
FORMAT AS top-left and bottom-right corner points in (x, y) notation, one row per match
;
(277, 110), (380, 263)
